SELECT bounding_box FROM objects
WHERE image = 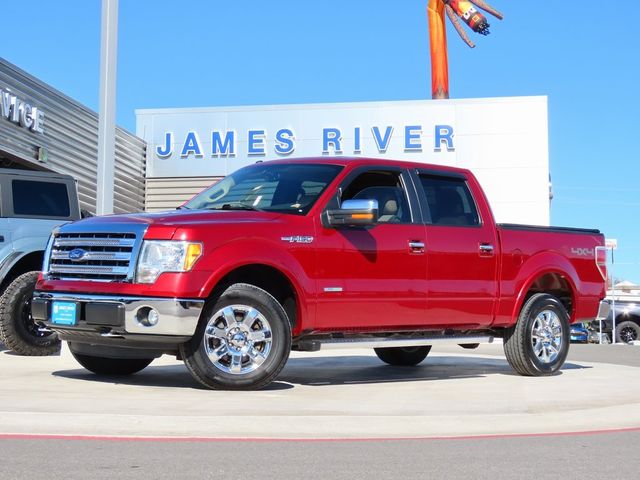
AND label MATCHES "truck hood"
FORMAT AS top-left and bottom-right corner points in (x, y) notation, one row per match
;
(67, 209), (284, 230)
